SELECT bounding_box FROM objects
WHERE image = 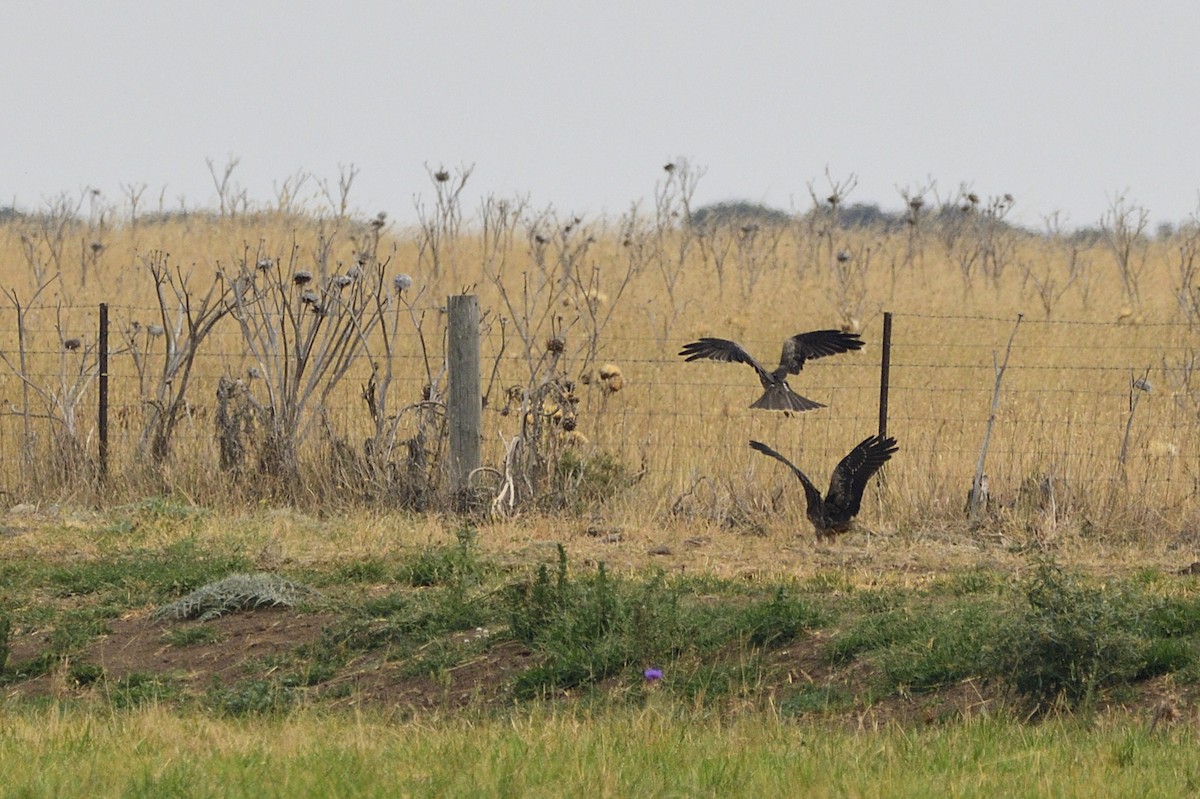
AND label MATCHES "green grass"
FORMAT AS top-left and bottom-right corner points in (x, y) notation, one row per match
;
(9, 527), (1200, 716)
(8, 510), (1200, 725)
(1, 705), (1198, 798)
(162, 625), (225, 647)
